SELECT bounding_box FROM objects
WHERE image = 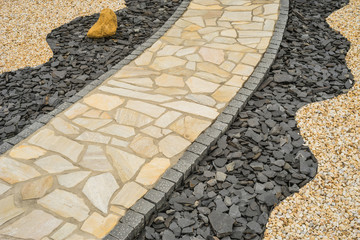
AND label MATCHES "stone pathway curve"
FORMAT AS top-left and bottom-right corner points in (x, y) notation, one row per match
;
(0, 0), (280, 239)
